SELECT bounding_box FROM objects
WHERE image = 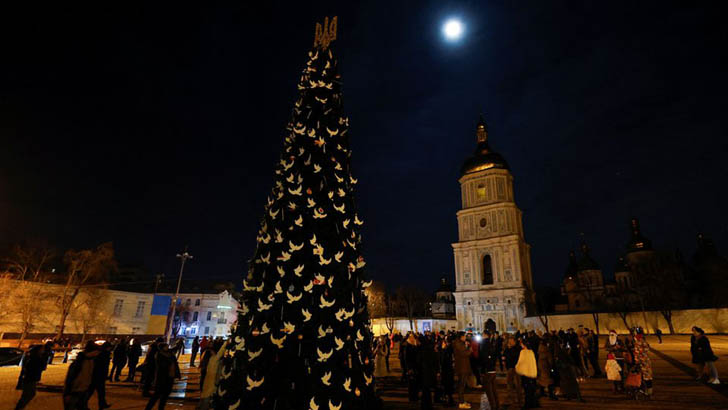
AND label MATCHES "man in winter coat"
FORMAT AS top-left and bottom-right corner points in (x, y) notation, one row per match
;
(63, 341), (99, 410)
(142, 337), (163, 397)
(437, 335), (455, 407)
(479, 333), (500, 410)
(587, 329), (602, 377)
(109, 337), (128, 382)
(453, 332), (472, 409)
(15, 345), (47, 410)
(417, 336), (440, 410)
(503, 336), (522, 408)
(190, 336), (200, 367)
(126, 339), (143, 382)
(88, 341), (113, 409)
(144, 343), (181, 410)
